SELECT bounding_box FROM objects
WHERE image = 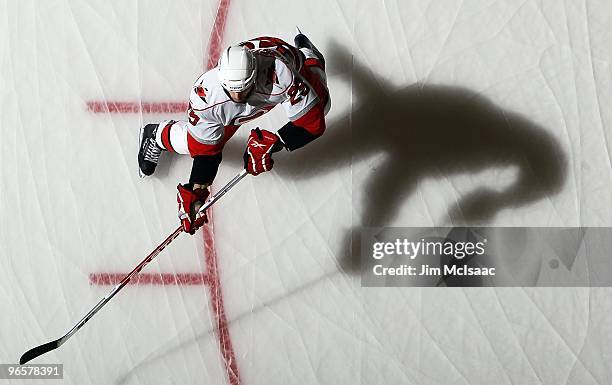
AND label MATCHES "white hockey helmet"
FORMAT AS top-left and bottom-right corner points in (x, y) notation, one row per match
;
(218, 45), (257, 93)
